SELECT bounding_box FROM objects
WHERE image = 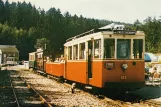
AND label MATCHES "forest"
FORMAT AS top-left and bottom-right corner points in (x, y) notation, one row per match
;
(0, 0), (161, 60)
